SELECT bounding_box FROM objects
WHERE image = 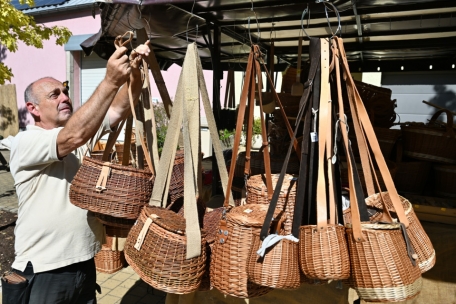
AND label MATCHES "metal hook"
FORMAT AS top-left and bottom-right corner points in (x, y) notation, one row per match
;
(247, 16), (261, 45)
(269, 22), (276, 41)
(323, 1), (341, 39)
(300, 6), (311, 39)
